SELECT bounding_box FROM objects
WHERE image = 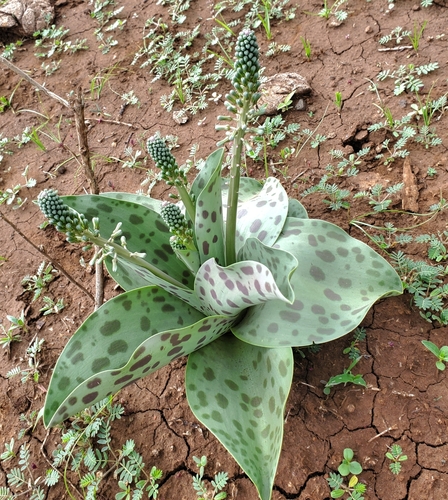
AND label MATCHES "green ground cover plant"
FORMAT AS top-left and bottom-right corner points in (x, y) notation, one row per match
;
(36, 30), (402, 500)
